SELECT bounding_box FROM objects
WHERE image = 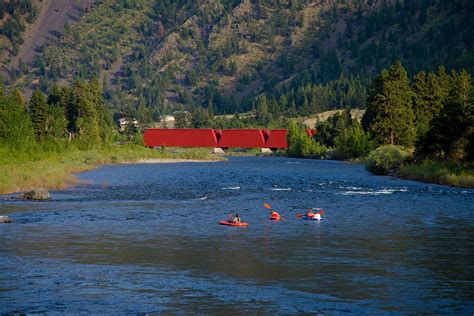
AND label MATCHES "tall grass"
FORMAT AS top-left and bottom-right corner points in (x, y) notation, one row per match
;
(399, 160), (474, 188)
(0, 145), (220, 194)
